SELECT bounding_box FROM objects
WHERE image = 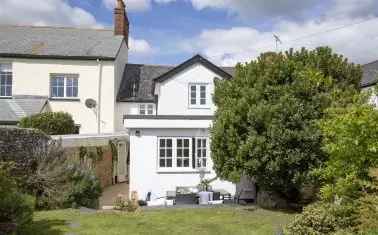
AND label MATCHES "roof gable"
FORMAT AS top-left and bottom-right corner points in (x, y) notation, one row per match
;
(154, 55), (233, 83)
